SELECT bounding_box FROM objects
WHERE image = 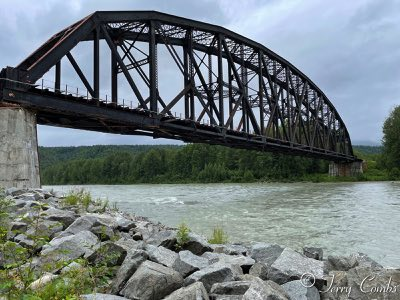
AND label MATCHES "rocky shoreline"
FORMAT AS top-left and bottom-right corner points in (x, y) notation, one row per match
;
(0, 188), (399, 300)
